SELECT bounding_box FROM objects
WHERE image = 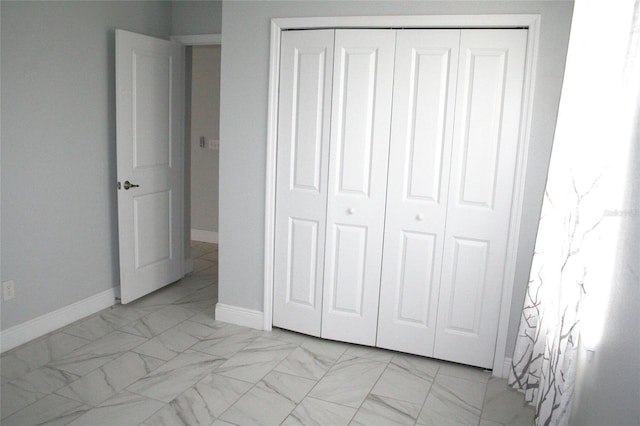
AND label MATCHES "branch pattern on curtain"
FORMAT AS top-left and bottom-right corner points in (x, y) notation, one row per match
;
(509, 0), (640, 425)
(509, 181), (599, 425)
